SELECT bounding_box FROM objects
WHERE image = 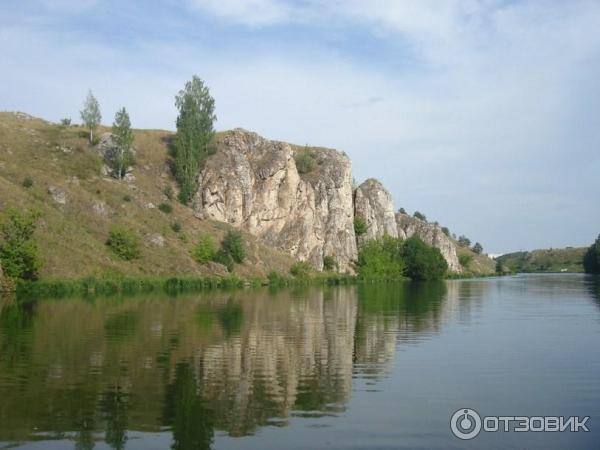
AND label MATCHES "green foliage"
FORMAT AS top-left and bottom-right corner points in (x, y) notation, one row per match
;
(122, 194), (132, 202)
(323, 255), (337, 272)
(441, 226), (450, 237)
(192, 235), (217, 264)
(106, 227), (140, 261)
(174, 76), (216, 204)
(213, 248), (234, 272)
(356, 236), (405, 279)
(496, 259), (504, 274)
(158, 202), (173, 214)
(170, 221), (182, 233)
(294, 148), (316, 174)
(290, 261), (312, 278)
(399, 207), (407, 214)
(401, 236), (448, 281)
(458, 235), (471, 247)
(459, 253), (473, 268)
(472, 242), (483, 254)
(110, 107), (135, 179)
(60, 117), (72, 126)
(583, 235), (600, 274)
(267, 271), (288, 285)
(80, 89), (101, 143)
(354, 217), (367, 236)
(413, 211), (427, 222)
(0, 209), (41, 280)
(221, 230), (245, 264)
(22, 177), (33, 188)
